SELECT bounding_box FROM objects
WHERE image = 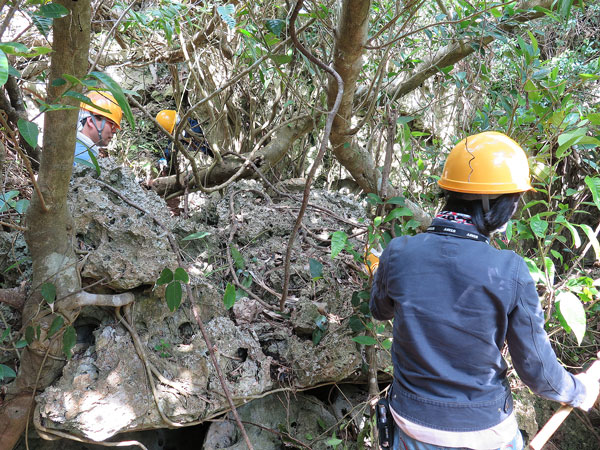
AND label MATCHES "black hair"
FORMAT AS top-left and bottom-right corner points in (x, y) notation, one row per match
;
(442, 191), (521, 237)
